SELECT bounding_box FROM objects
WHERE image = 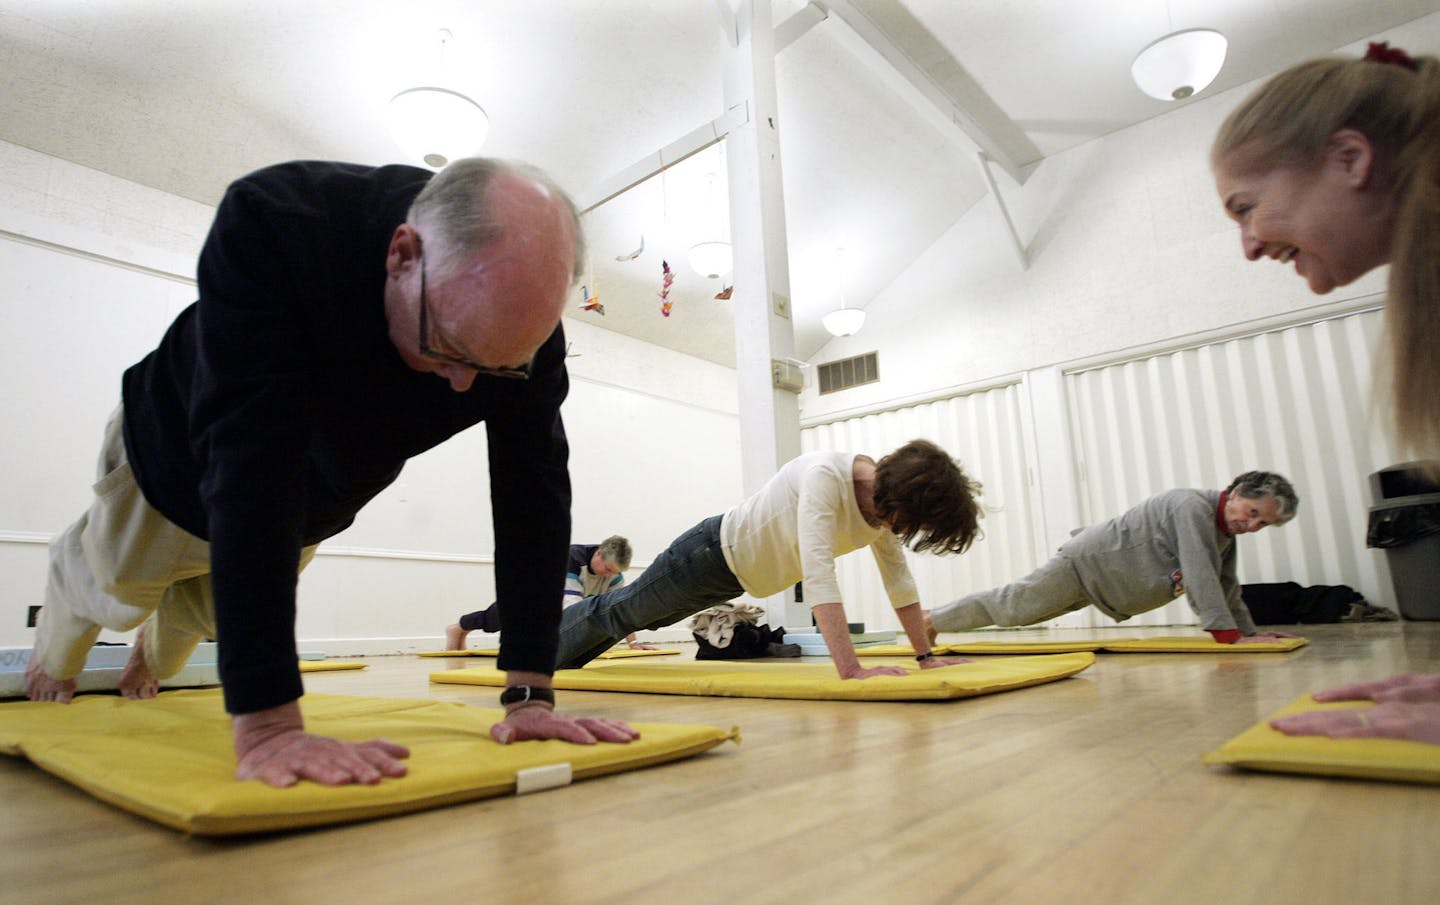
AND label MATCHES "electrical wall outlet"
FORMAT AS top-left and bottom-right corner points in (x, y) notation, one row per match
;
(27, 605), (41, 628)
